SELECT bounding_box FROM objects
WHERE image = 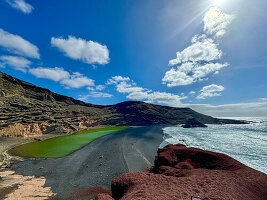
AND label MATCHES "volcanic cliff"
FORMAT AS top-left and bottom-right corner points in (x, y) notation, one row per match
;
(0, 71), (244, 137)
